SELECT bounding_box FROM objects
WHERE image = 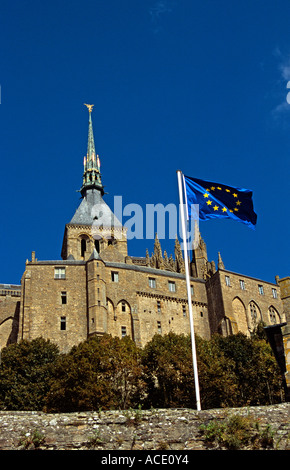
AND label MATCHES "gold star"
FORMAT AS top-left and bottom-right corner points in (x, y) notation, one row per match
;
(233, 193), (238, 198)
(225, 189), (230, 193)
(213, 205), (219, 211)
(206, 188), (211, 192)
(217, 187), (222, 190)
(222, 207), (227, 212)
(229, 209), (233, 213)
(203, 193), (209, 198)
(206, 200), (212, 205)
(236, 200), (241, 206)
(210, 186), (215, 191)
(234, 208), (239, 212)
